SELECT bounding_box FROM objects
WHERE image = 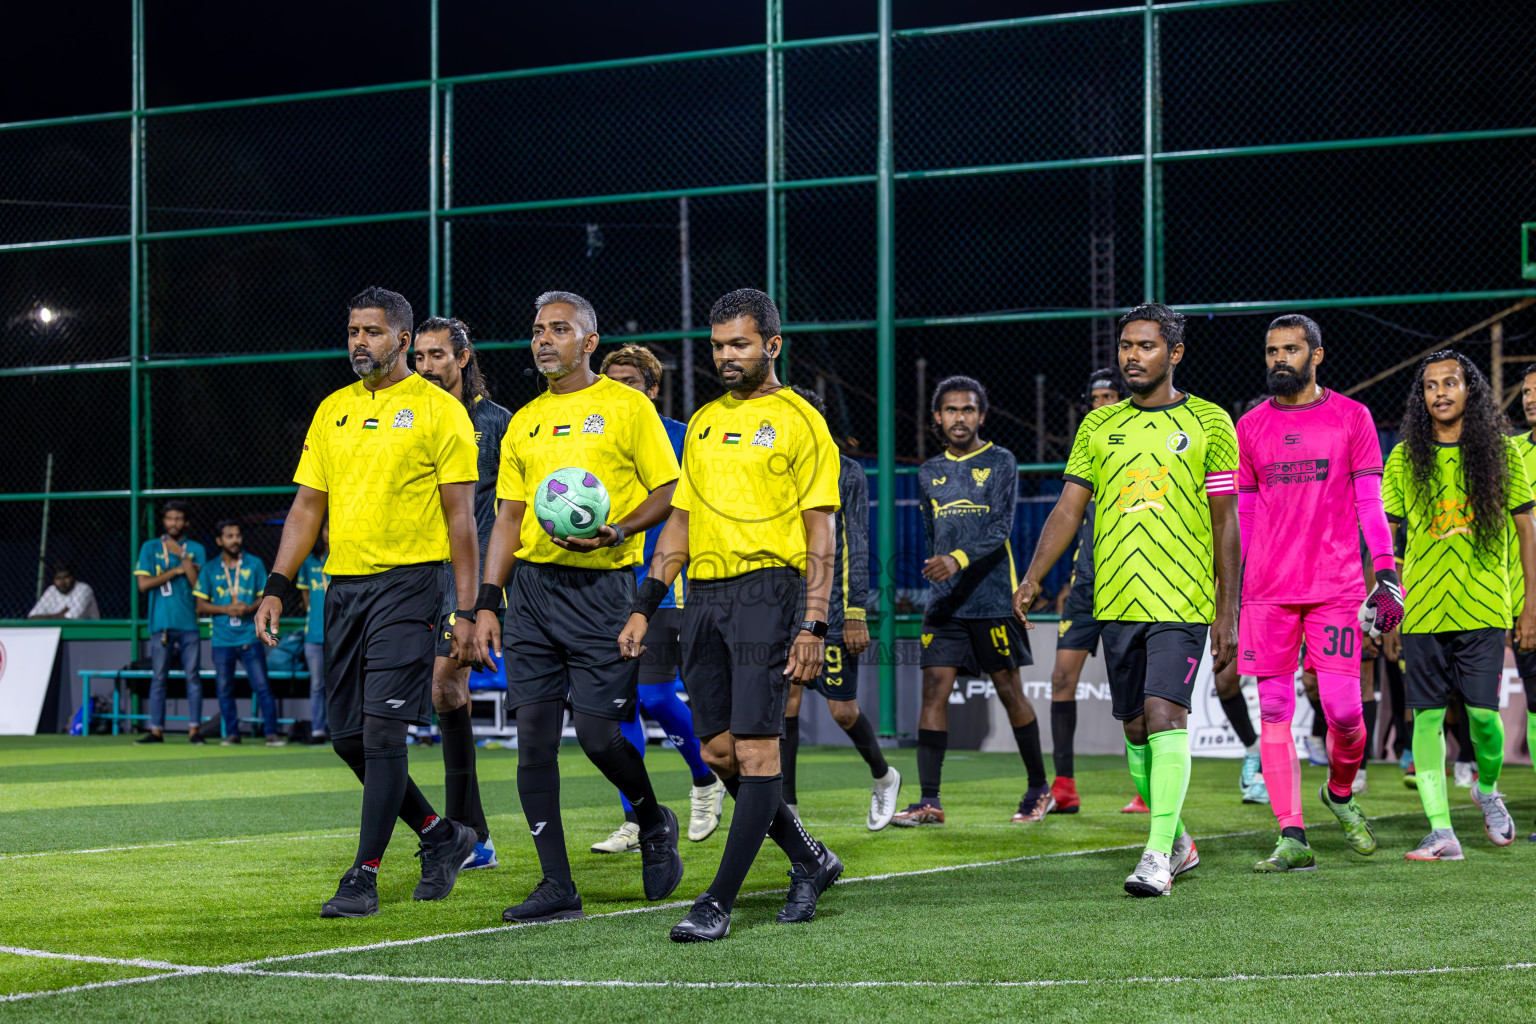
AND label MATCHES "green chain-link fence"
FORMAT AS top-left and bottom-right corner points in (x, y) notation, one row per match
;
(4, 0), (1535, 734)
